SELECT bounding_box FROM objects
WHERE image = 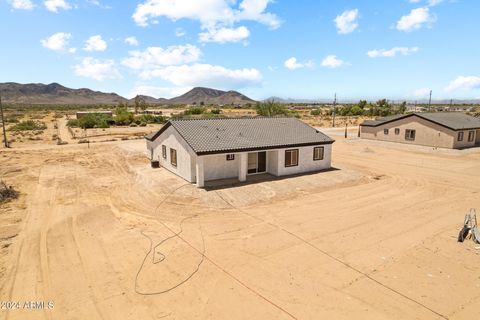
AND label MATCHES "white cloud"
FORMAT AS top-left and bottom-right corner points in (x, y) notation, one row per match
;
(175, 28), (186, 37)
(139, 63), (262, 88)
(40, 32), (71, 51)
(334, 9), (359, 34)
(446, 76), (480, 92)
(83, 35), (107, 52)
(284, 57), (314, 70)
(236, 0), (281, 29)
(129, 85), (192, 99)
(9, 0), (34, 10)
(413, 88), (431, 97)
(321, 55), (347, 68)
(122, 44), (201, 70)
(124, 36), (139, 46)
(367, 46), (419, 58)
(284, 57), (302, 70)
(86, 0), (111, 9)
(73, 57), (121, 81)
(427, 0), (443, 6)
(396, 7), (436, 32)
(132, 0), (280, 42)
(44, 0), (71, 13)
(199, 26), (250, 43)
